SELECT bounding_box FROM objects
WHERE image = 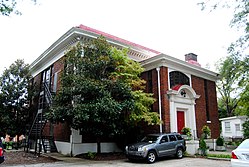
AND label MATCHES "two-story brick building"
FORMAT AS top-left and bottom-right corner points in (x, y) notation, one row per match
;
(28, 24), (219, 156)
